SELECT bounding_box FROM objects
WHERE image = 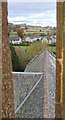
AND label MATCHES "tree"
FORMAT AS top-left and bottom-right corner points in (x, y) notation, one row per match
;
(40, 29), (41, 32)
(25, 25), (28, 29)
(10, 44), (22, 71)
(16, 25), (24, 39)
